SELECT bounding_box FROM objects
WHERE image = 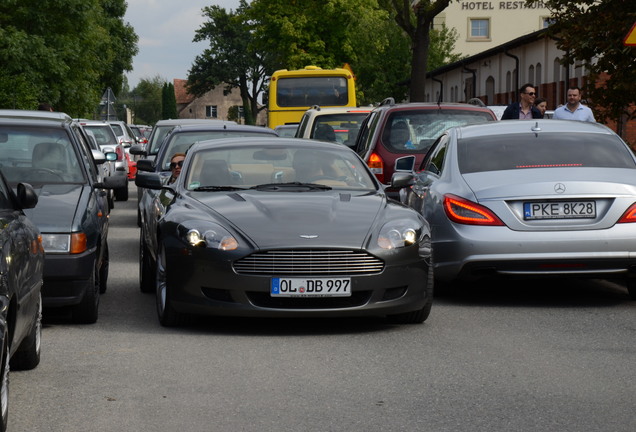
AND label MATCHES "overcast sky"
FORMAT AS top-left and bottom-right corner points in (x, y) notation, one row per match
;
(124, 0), (241, 89)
